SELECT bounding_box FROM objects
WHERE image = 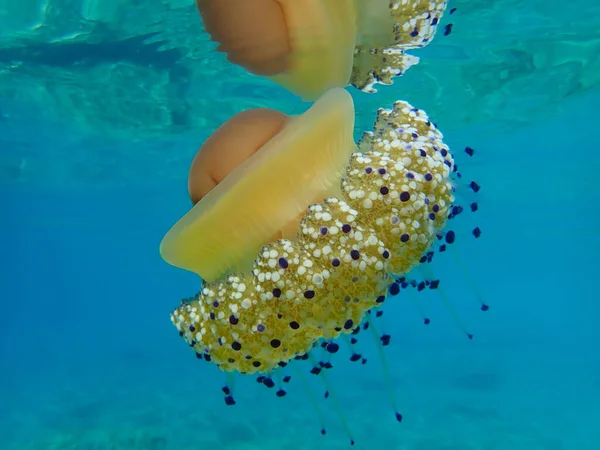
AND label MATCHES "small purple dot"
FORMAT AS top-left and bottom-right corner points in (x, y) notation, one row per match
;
(424, 173), (433, 181)
(400, 191), (410, 202)
(320, 226), (328, 236)
(365, 167), (373, 174)
(380, 186), (389, 195)
(278, 257), (289, 269)
(400, 234), (410, 243)
(342, 224), (352, 233)
(304, 290), (315, 299)
(332, 258), (341, 267)
(378, 168), (386, 175)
